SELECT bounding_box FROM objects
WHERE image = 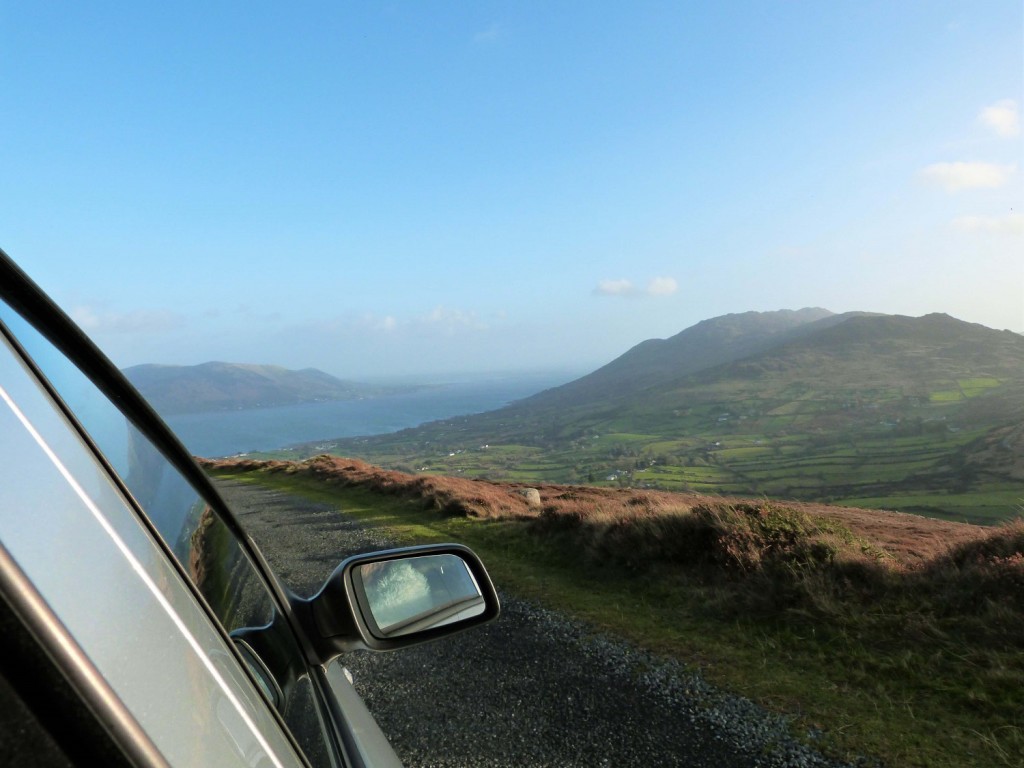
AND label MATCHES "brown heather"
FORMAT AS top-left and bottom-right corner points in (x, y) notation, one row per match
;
(204, 455), (1022, 615)
(205, 455), (1024, 766)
